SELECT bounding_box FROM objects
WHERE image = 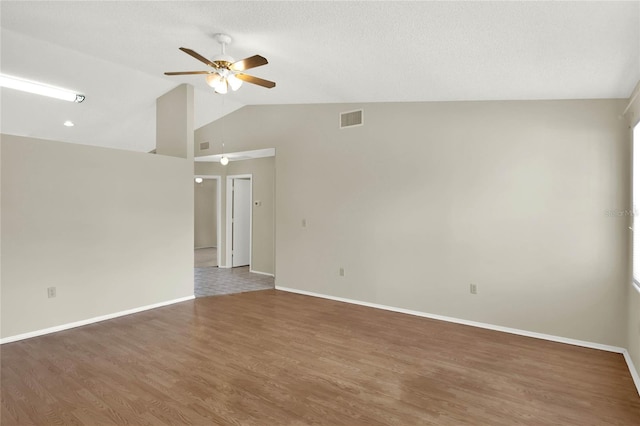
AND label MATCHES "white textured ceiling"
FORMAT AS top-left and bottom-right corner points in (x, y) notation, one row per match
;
(1, 1), (639, 153)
